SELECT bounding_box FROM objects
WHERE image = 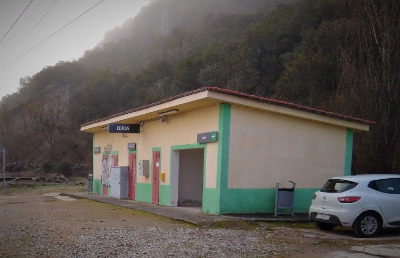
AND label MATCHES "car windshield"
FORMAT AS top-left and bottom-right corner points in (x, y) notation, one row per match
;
(320, 179), (357, 193)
